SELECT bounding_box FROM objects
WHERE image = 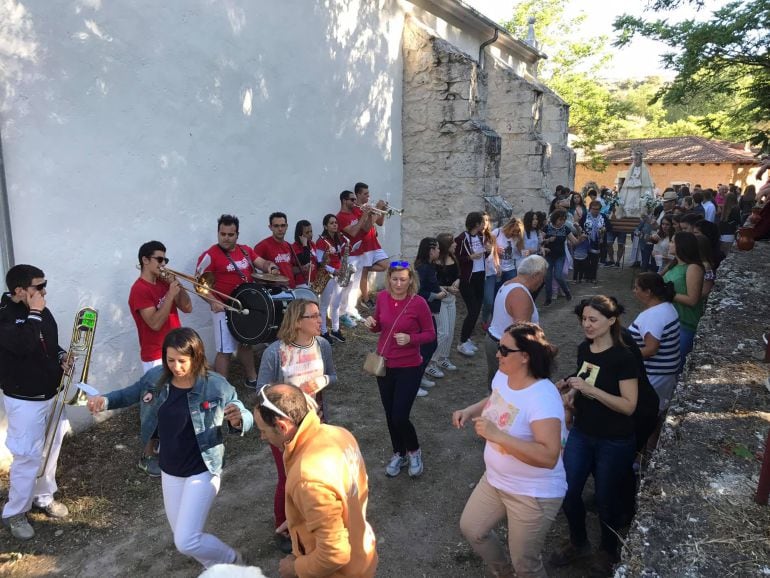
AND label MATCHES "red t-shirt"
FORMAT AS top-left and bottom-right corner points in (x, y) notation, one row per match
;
(292, 240), (317, 286)
(337, 207), (381, 255)
(128, 277), (181, 362)
(254, 236), (296, 288)
(316, 235), (345, 270)
(196, 244), (255, 300)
